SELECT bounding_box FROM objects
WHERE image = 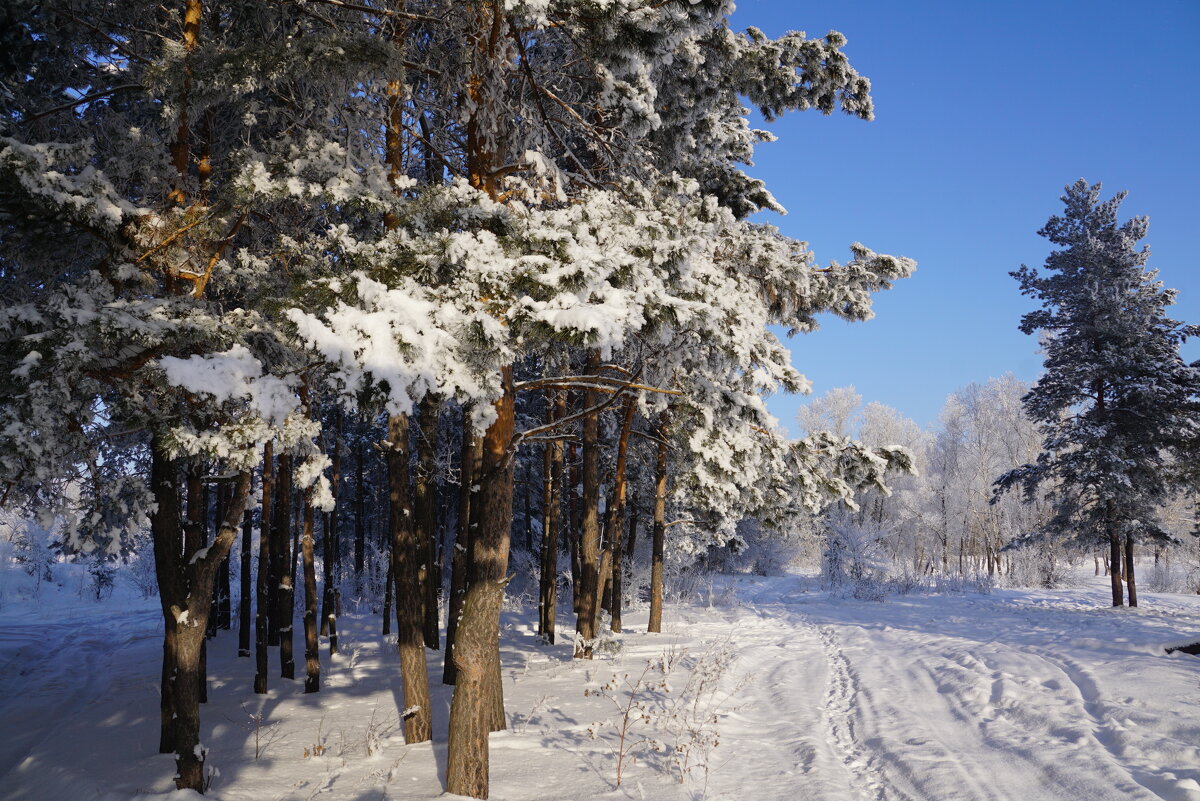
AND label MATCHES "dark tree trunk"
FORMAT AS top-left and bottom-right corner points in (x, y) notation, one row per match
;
(301, 489), (320, 693)
(447, 367), (515, 799)
(648, 414), (668, 633)
(238, 508), (252, 657)
(321, 408), (341, 651)
(387, 412), (433, 742)
(1125, 532), (1138, 608)
(254, 442), (273, 694)
(568, 438), (581, 615)
(575, 351), (601, 659)
(626, 489), (640, 570)
(445, 410), (479, 685)
(216, 485), (233, 631)
(1108, 503), (1124, 607)
(275, 454), (295, 679)
(382, 552), (394, 636)
(354, 437), (366, 578)
(186, 469), (209, 703)
(150, 436), (252, 793)
(538, 390), (563, 643)
(416, 397), (441, 650)
(604, 397), (636, 634)
(159, 626), (177, 754)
